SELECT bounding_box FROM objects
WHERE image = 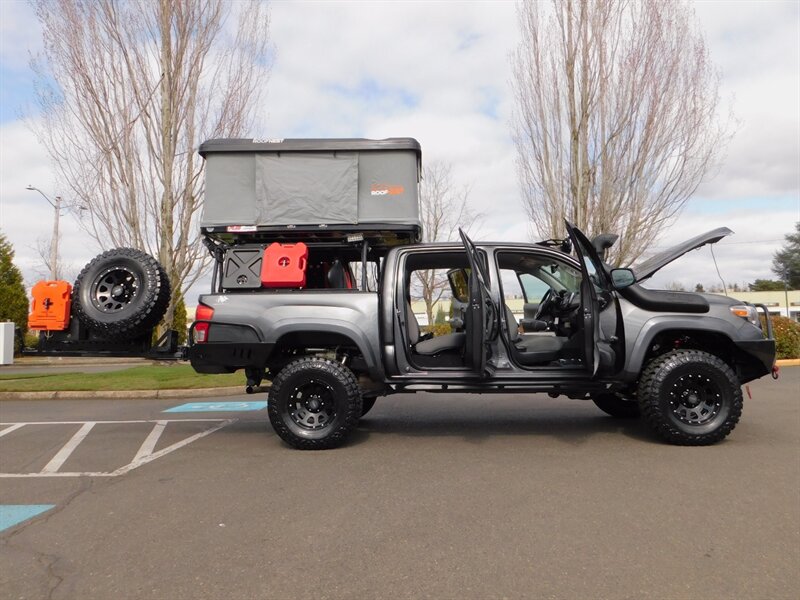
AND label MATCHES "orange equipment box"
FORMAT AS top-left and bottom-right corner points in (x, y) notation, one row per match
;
(28, 280), (72, 331)
(261, 242), (308, 288)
